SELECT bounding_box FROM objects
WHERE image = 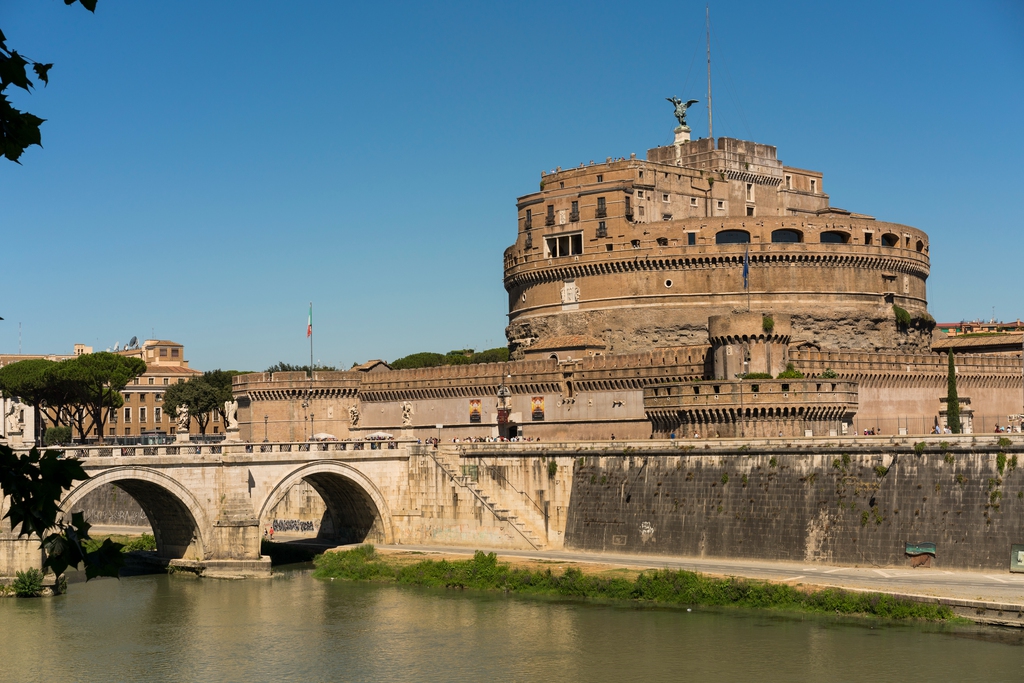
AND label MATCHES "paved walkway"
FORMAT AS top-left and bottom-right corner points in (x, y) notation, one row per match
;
(372, 544), (1024, 606)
